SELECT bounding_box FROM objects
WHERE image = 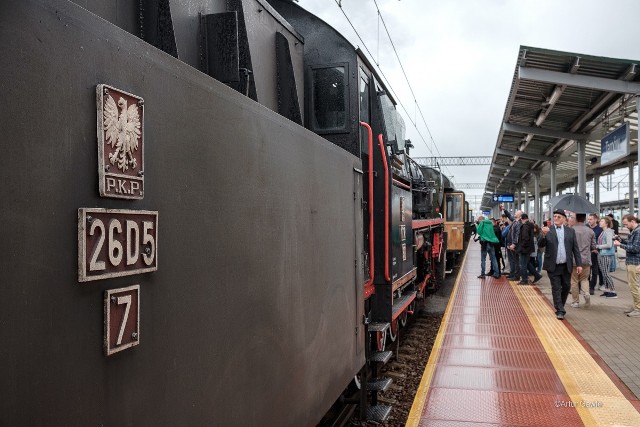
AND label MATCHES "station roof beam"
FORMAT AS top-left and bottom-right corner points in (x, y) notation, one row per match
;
(518, 66), (640, 94)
